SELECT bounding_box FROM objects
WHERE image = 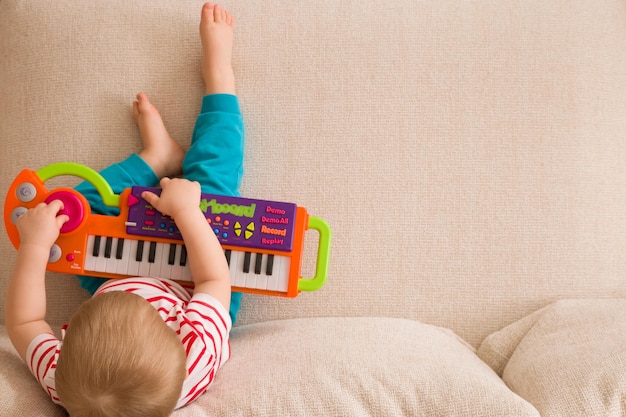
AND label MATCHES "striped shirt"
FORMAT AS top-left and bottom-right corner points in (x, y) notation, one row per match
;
(26, 277), (232, 410)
